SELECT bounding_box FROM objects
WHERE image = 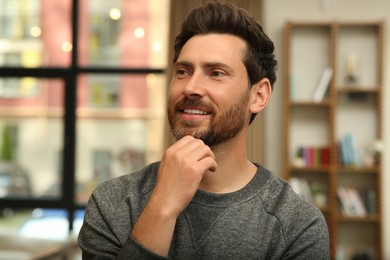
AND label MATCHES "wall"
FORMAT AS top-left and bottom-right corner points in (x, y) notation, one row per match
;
(263, 0), (389, 257)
